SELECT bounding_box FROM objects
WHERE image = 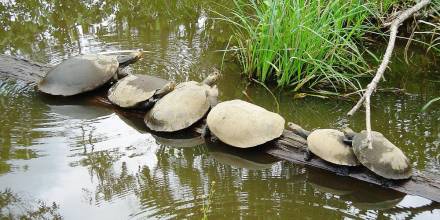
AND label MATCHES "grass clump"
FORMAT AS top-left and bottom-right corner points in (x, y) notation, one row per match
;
(221, 0), (379, 92)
